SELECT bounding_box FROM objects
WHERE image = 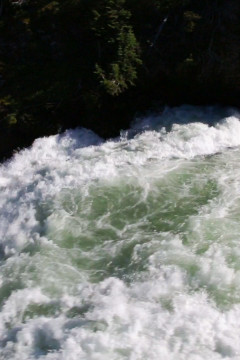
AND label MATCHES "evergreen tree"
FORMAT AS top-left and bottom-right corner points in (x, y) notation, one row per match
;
(92, 0), (142, 95)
